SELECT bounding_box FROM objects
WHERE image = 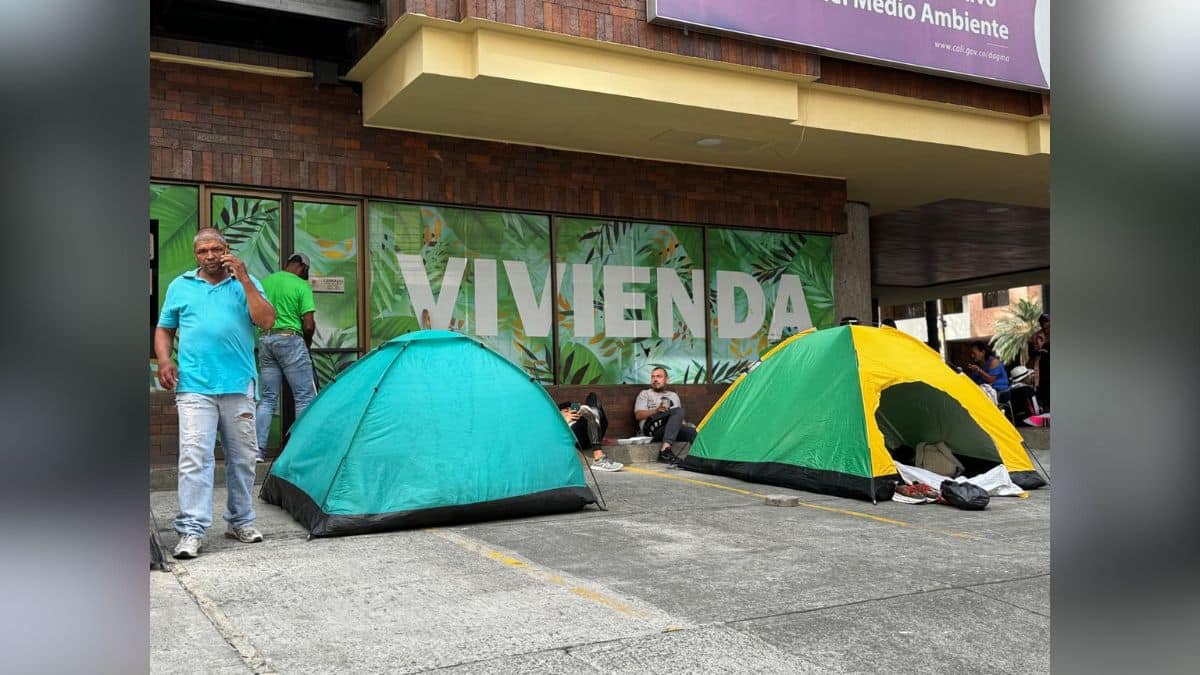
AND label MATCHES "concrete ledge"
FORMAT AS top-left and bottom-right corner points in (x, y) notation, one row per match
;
(599, 442), (660, 465)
